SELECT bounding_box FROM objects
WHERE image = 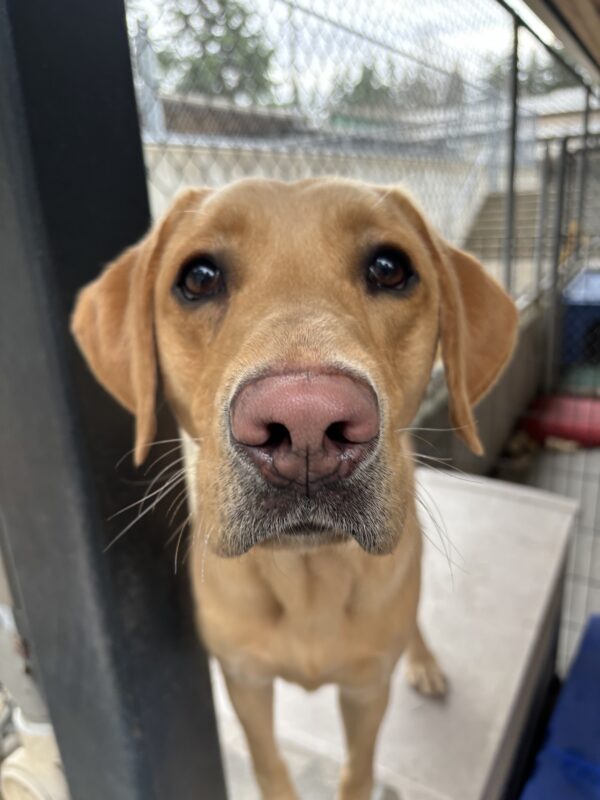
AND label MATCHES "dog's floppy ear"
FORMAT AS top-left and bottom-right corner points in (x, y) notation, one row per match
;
(435, 241), (518, 454)
(71, 232), (159, 466)
(389, 189), (518, 454)
(71, 189), (207, 465)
